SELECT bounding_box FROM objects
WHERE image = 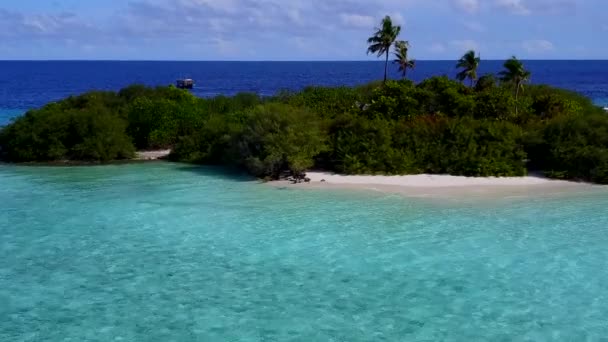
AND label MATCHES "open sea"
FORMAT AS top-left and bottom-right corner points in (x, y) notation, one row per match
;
(2, 61), (608, 341)
(0, 60), (607, 125)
